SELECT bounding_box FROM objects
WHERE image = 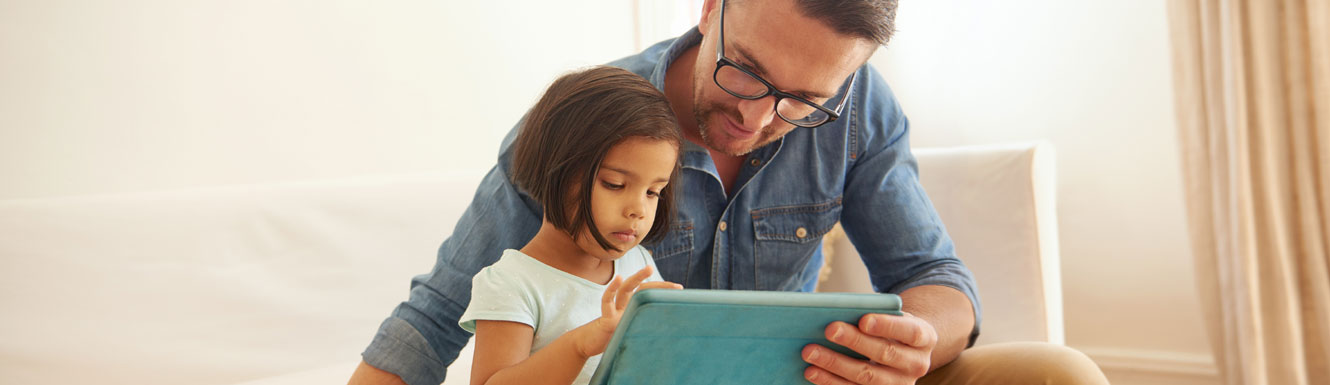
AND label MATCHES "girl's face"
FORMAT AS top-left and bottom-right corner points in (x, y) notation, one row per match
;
(574, 136), (678, 261)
